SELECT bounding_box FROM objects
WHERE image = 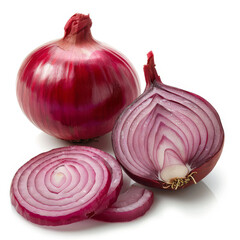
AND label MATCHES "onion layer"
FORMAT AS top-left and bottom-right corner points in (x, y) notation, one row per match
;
(16, 13), (140, 141)
(10, 146), (122, 226)
(112, 51), (224, 190)
(87, 147), (123, 214)
(94, 185), (153, 222)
